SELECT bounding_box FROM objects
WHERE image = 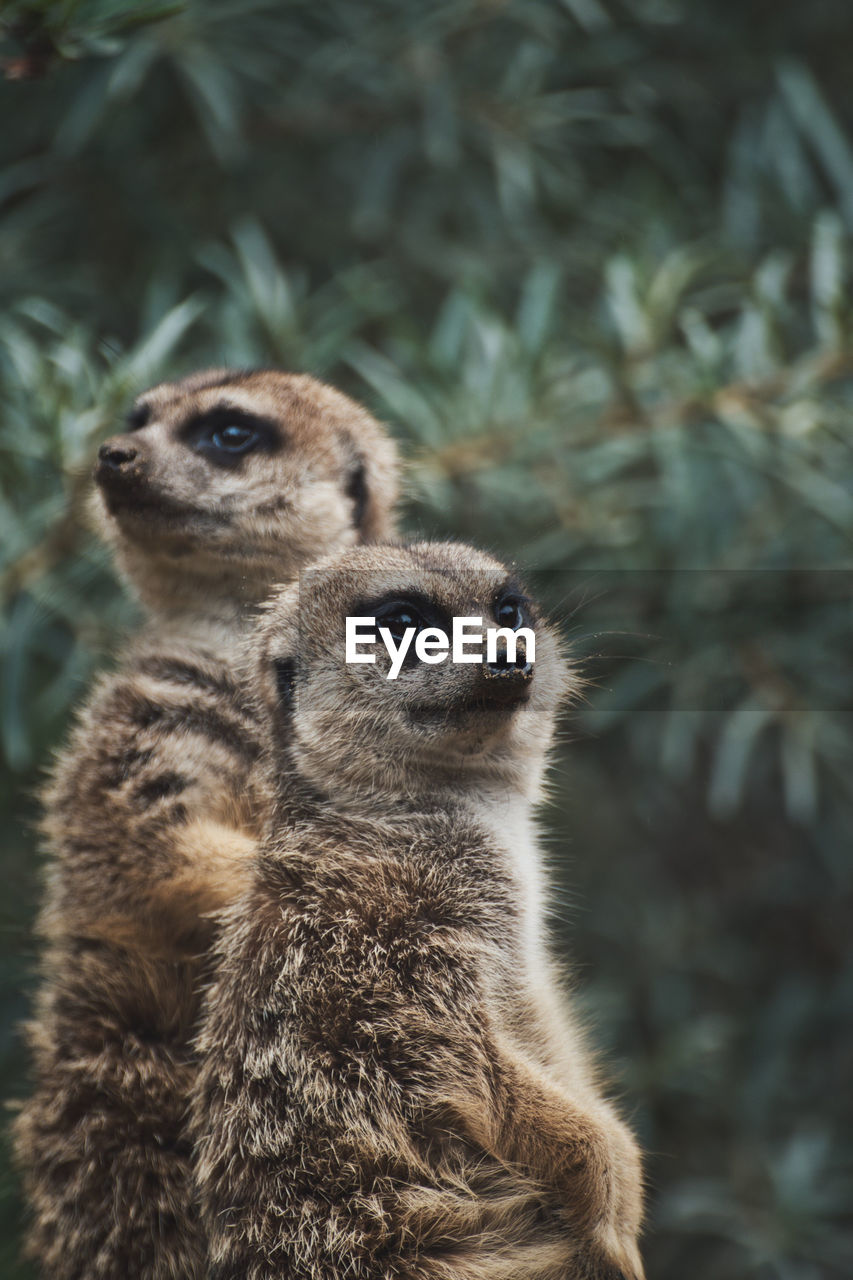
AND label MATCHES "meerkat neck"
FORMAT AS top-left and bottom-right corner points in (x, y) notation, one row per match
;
(285, 739), (549, 817)
(458, 784), (541, 859)
(135, 592), (264, 648)
(149, 608), (258, 647)
(116, 543), (283, 627)
(278, 757), (540, 831)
